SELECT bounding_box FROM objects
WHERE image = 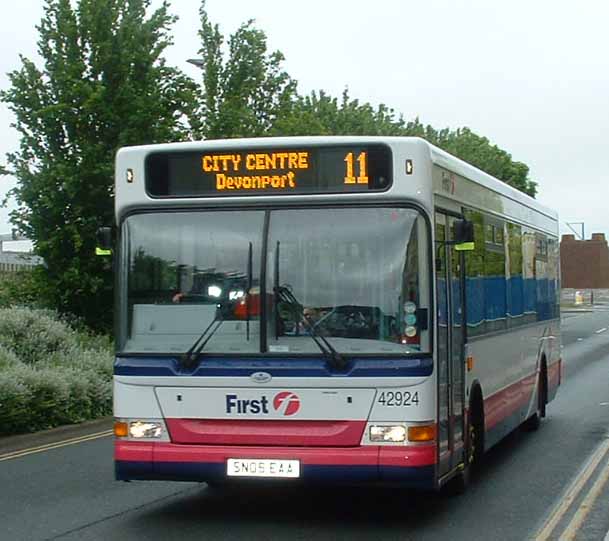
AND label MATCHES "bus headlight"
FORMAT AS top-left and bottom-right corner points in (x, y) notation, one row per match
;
(369, 425), (407, 443)
(114, 419), (167, 440)
(129, 420), (164, 439)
